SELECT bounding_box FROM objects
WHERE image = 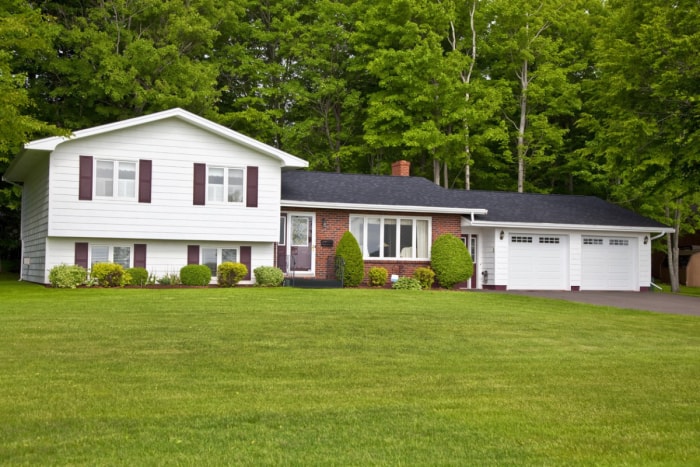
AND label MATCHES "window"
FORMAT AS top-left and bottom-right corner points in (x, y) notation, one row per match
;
(350, 216), (431, 259)
(95, 160), (136, 198)
(511, 236), (533, 243)
(202, 247), (238, 276)
(539, 237), (560, 244)
(90, 245), (131, 268)
(207, 167), (244, 203)
(279, 216), (286, 245)
(583, 237), (603, 245)
(609, 239), (629, 246)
